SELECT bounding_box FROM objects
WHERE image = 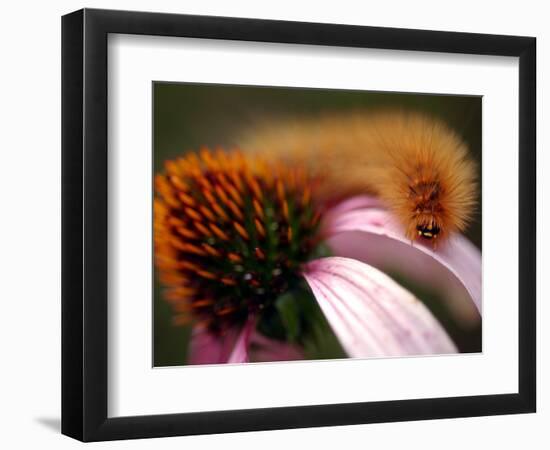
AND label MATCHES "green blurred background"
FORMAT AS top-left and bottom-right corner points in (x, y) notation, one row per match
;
(153, 82), (482, 367)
